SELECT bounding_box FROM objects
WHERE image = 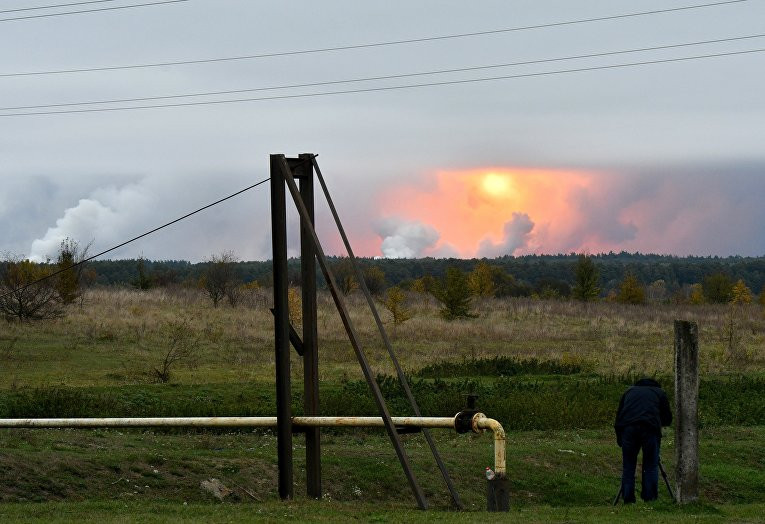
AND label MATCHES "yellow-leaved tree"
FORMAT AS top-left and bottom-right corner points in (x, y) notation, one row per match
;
(616, 272), (646, 305)
(381, 286), (412, 334)
(730, 279), (753, 305)
(468, 261), (495, 297)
